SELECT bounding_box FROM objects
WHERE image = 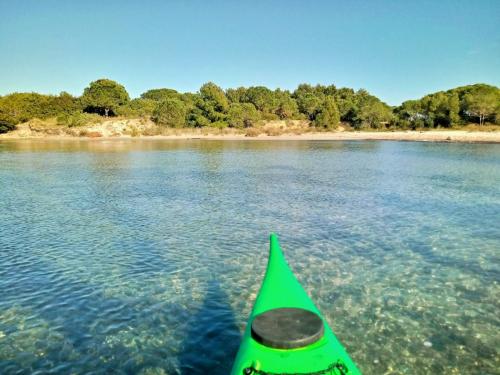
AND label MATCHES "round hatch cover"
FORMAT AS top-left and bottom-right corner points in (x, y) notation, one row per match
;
(251, 307), (324, 349)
